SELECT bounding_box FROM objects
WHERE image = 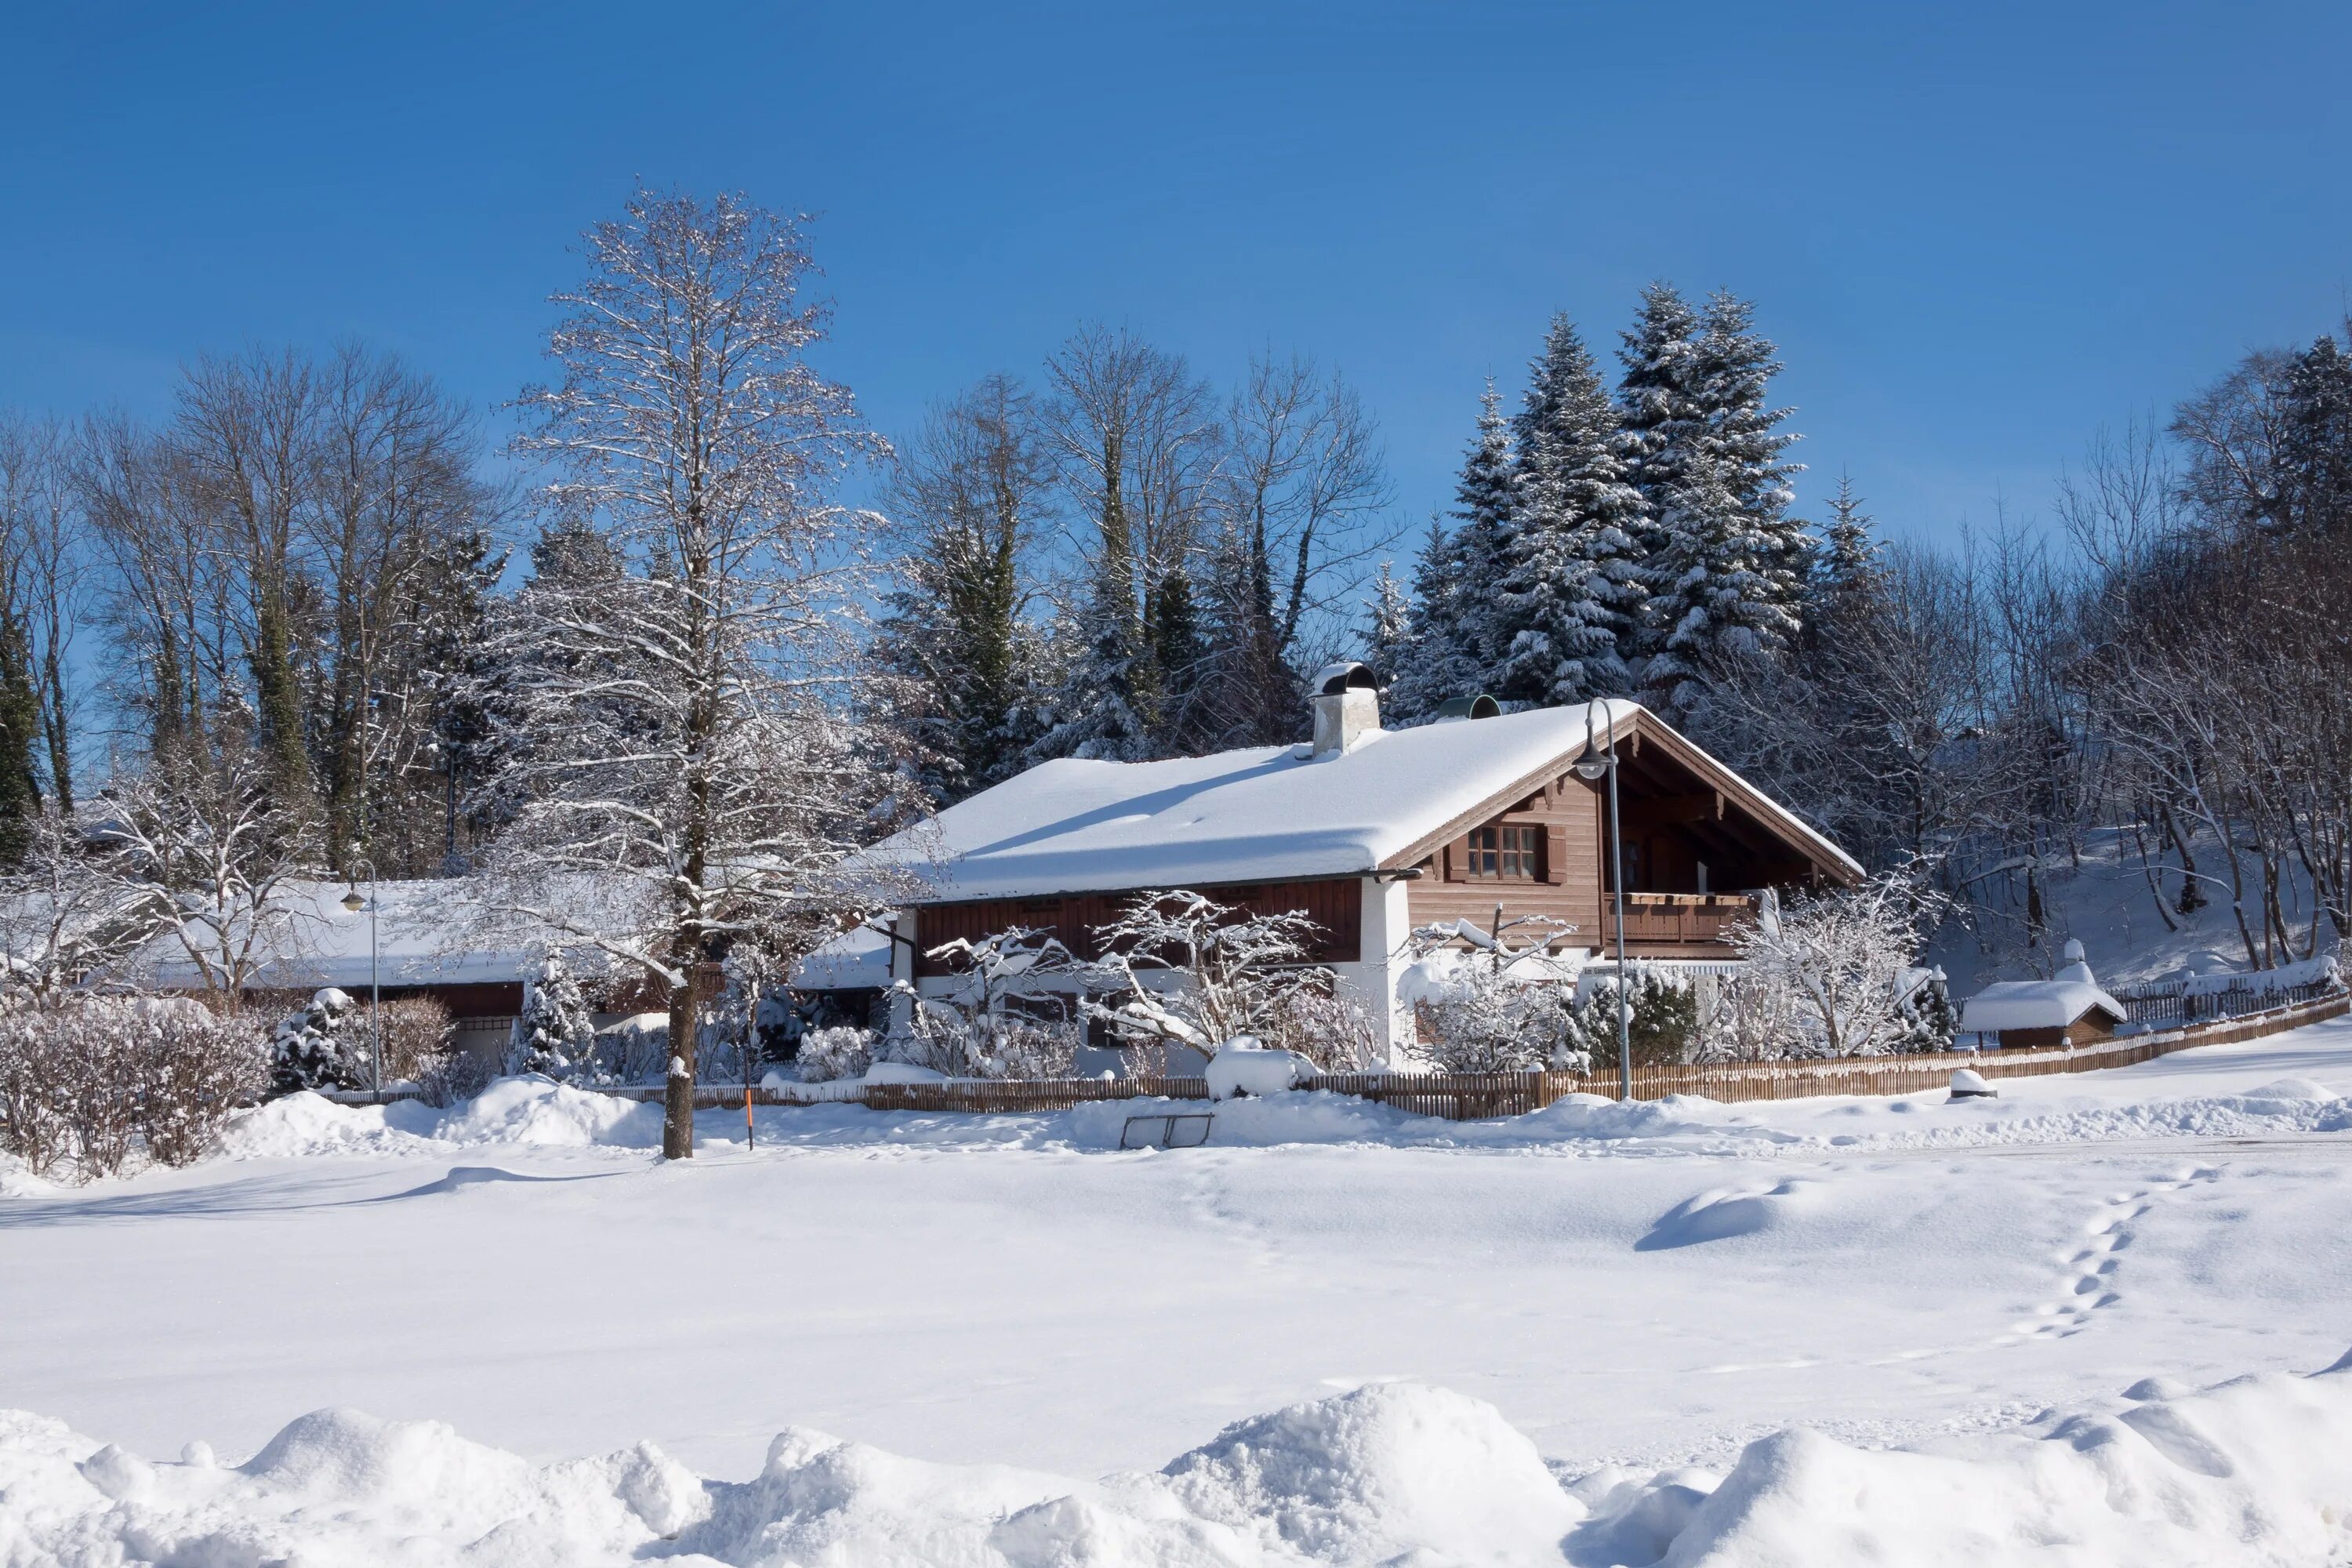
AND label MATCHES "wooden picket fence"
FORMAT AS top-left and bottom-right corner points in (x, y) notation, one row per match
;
(335, 989), (2348, 1120)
